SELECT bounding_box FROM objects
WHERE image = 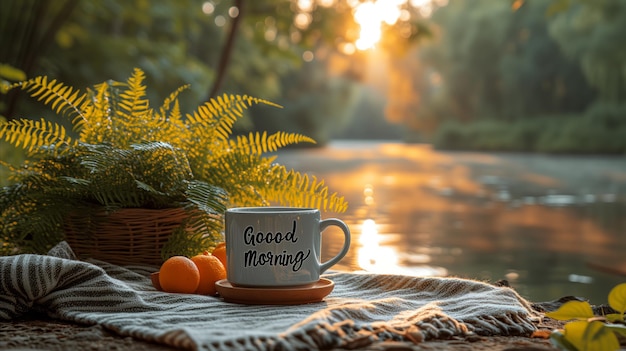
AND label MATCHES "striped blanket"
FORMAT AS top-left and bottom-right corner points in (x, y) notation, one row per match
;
(1, 242), (539, 350)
